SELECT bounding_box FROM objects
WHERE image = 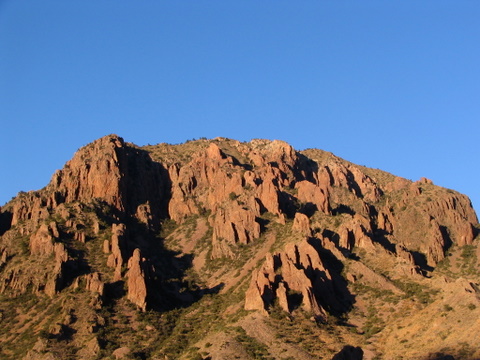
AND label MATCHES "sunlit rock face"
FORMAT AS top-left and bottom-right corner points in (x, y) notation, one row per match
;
(0, 134), (478, 360)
